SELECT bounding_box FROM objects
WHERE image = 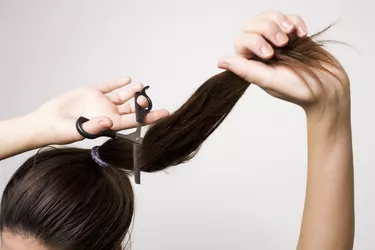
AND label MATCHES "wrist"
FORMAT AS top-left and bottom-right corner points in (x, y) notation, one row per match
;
(22, 112), (51, 149)
(305, 98), (351, 138)
(300, 98), (354, 250)
(0, 113), (50, 159)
